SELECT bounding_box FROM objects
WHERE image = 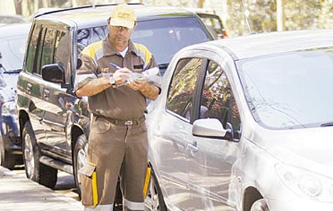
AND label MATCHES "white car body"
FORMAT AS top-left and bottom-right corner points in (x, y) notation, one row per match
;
(146, 30), (333, 211)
